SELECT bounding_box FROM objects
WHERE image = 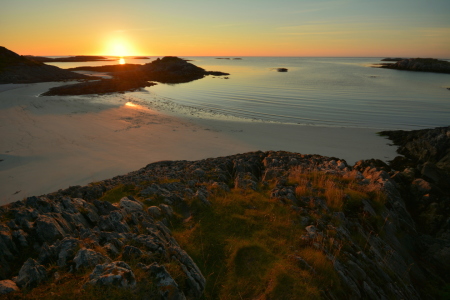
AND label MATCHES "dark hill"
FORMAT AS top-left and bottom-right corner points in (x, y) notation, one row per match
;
(0, 46), (92, 83)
